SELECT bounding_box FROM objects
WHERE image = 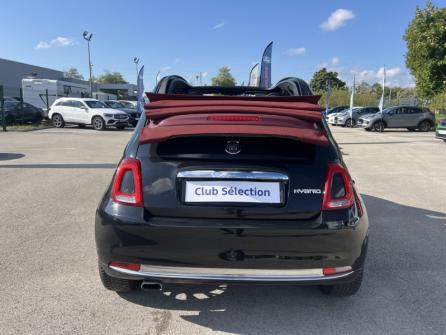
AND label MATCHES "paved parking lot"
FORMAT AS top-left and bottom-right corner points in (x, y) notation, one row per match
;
(0, 126), (445, 335)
